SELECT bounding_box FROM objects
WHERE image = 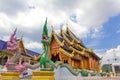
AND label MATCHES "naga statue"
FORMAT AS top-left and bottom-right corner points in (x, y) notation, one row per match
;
(40, 19), (55, 71)
(5, 28), (40, 74)
(38, 19), (89, 76)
